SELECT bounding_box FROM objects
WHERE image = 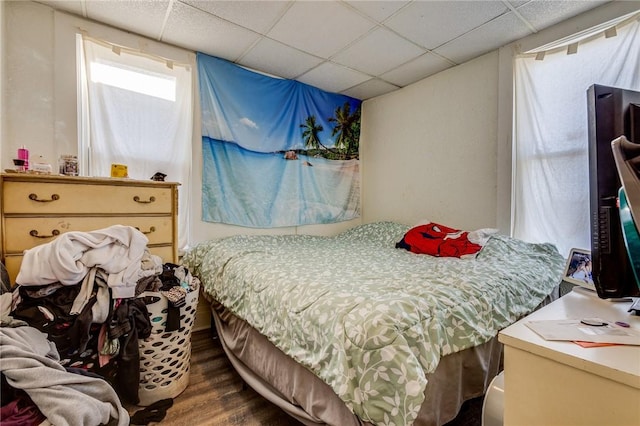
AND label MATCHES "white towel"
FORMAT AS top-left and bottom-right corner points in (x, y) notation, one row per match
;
(16, 225), (149, 299)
